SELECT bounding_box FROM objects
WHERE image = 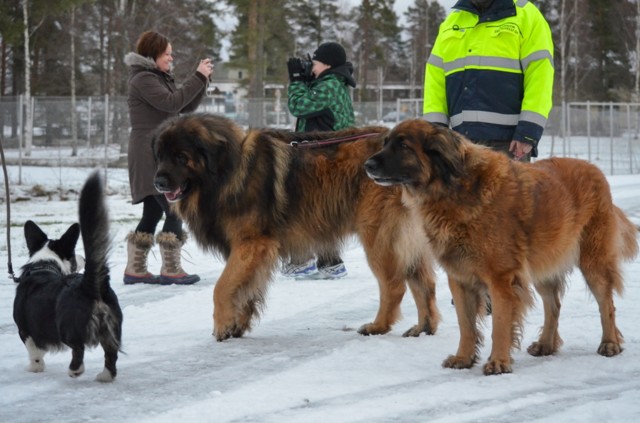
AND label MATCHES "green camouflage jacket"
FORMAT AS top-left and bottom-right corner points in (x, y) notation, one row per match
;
(287, 63), (356, 132)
